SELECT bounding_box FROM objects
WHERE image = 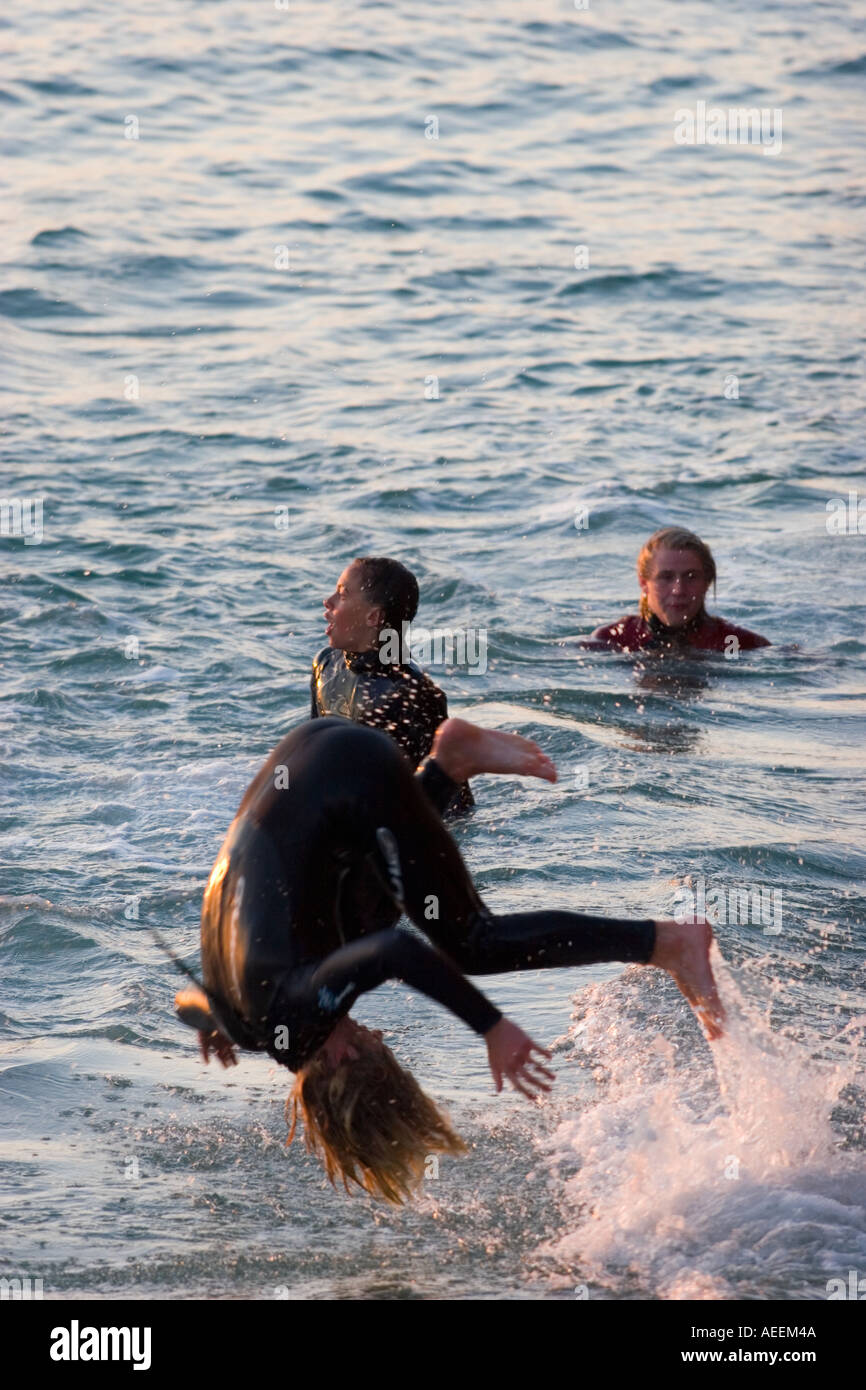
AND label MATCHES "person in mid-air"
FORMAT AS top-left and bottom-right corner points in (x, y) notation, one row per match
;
(587, 527), (770, 653)
(175, 715), (725, 1205)
(311, 555), (473, 815)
